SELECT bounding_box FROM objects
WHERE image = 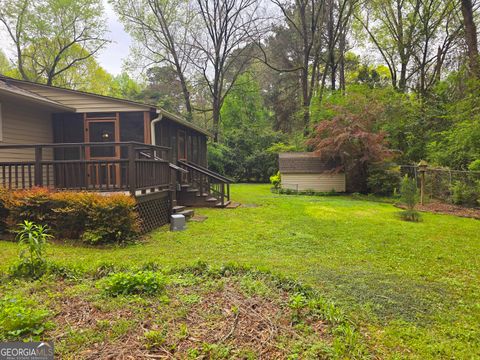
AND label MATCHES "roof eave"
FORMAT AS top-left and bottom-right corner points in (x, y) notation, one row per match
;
(0, 87), (76, 112)
(156, 109), (213, 137)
